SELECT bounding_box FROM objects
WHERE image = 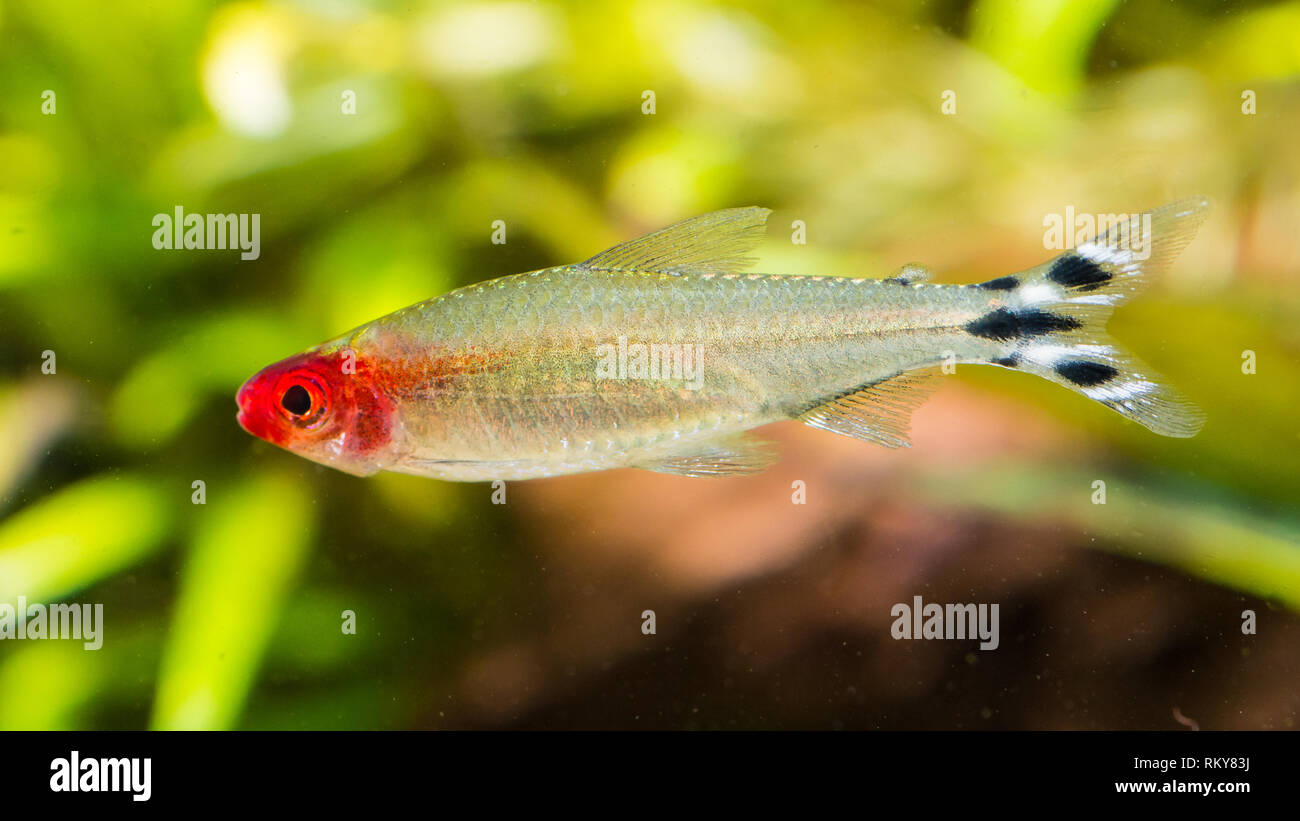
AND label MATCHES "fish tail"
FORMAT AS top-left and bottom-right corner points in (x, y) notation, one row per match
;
(969, 197), (1212, 437)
